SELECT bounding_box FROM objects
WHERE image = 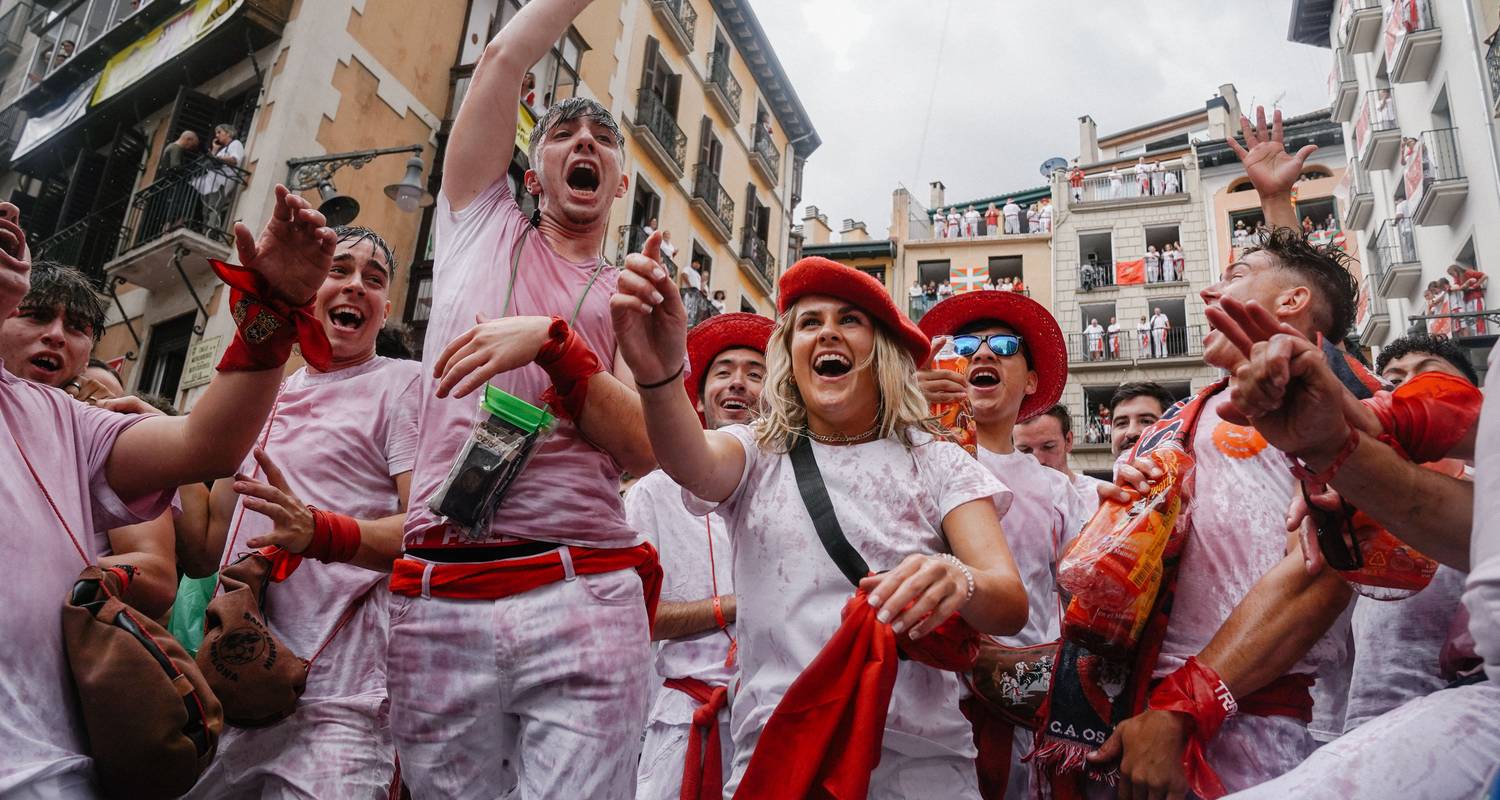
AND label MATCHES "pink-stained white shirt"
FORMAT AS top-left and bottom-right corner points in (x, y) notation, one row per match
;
(1344, 565), (1466, 731)
(626, 469), (737, 727)
(1072, 472), (1106, 521)
(220, 356), (420, 705)
(0, 364), (173, 793)
(684, 425), (1009, 790)
(1467, 344), (1500, 676)
(406, 179), (636, 550)
(976, 448), (1086, 647)
(1157, 393), (1349, 679)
